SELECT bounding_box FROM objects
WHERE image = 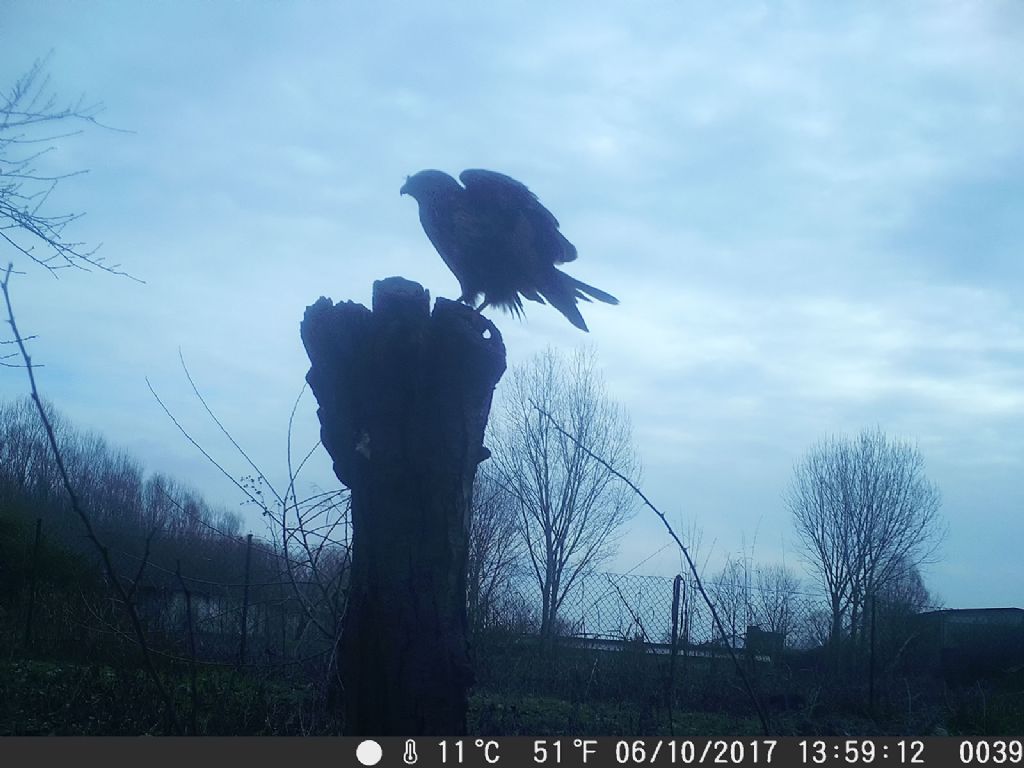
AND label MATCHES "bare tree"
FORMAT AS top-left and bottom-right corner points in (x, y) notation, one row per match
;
(786, 428), (944, 662)
(0, 396), (64, 503)
(467, 466), (524, 632)
(710, 558), (752, 647)
(0, 394), (247, 566)
(490, 347), (638, 640)
(752, 563), (801, 641)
